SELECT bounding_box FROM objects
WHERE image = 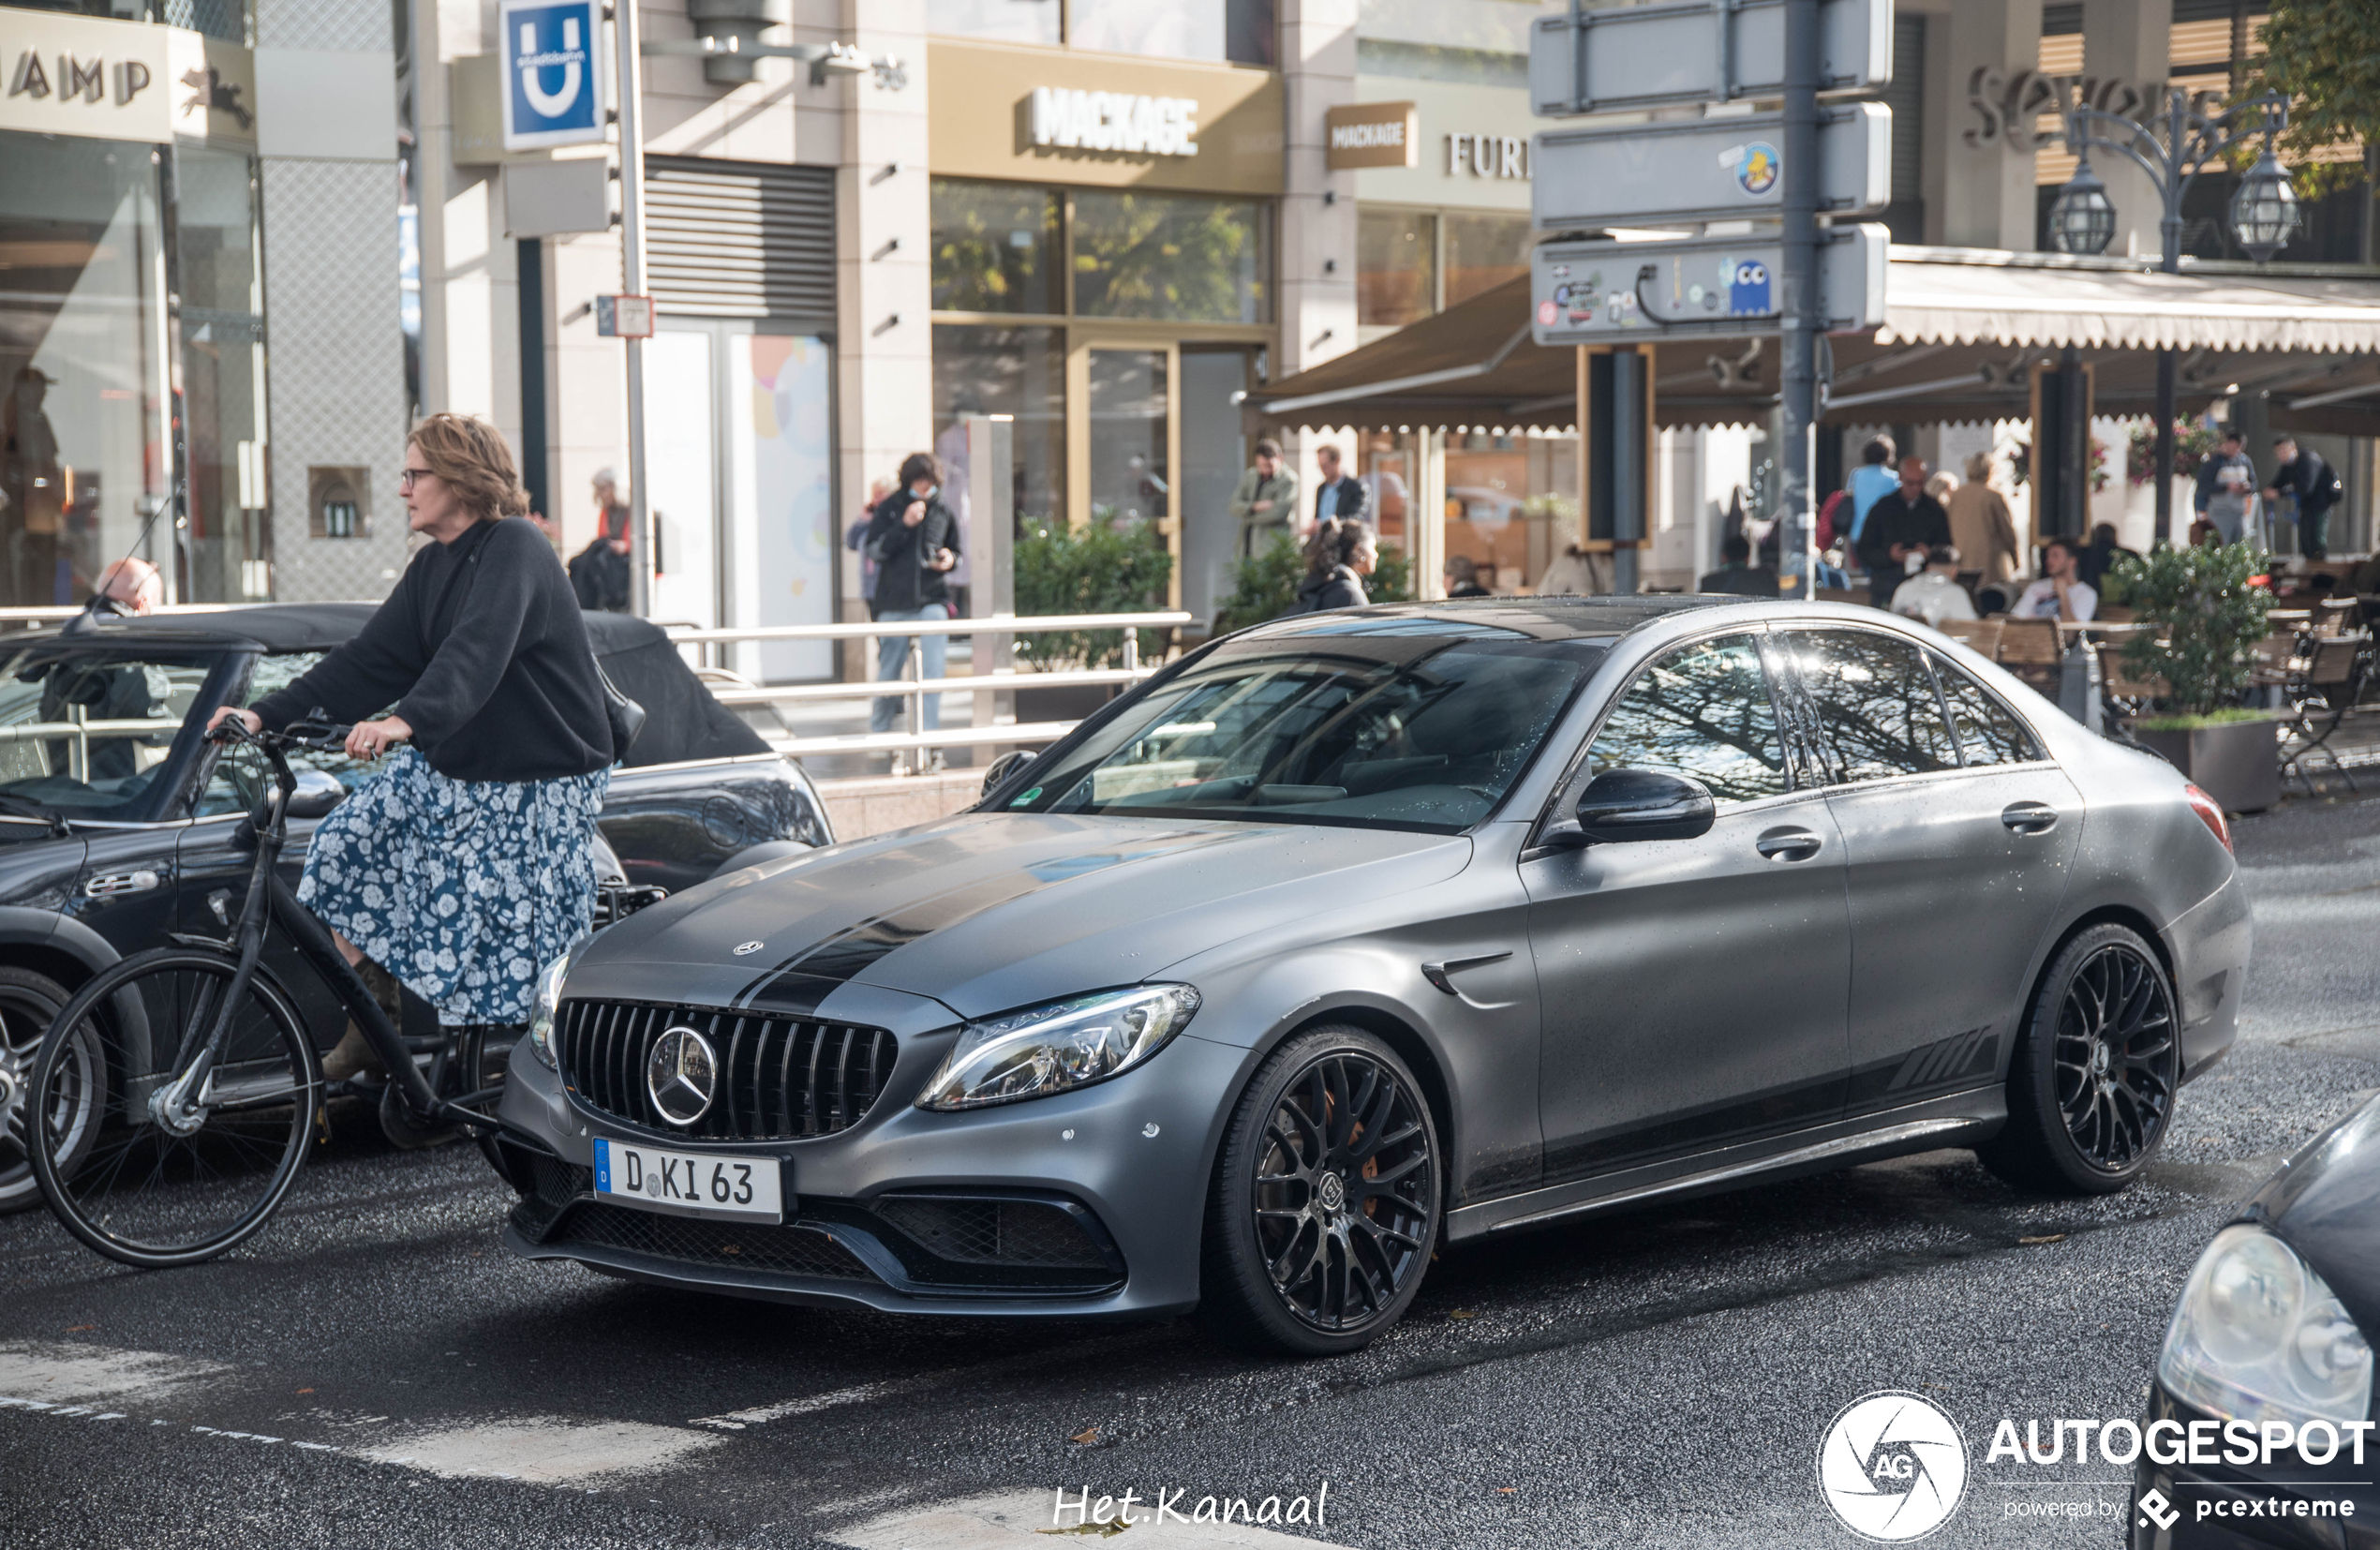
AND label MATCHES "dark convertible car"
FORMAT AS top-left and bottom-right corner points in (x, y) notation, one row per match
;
(0, 604), (828, 1212)
(498, 596), (2250, 1355)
